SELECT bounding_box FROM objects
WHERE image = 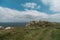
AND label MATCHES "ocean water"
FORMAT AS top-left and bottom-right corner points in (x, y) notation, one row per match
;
(0, 22), (27, 27)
